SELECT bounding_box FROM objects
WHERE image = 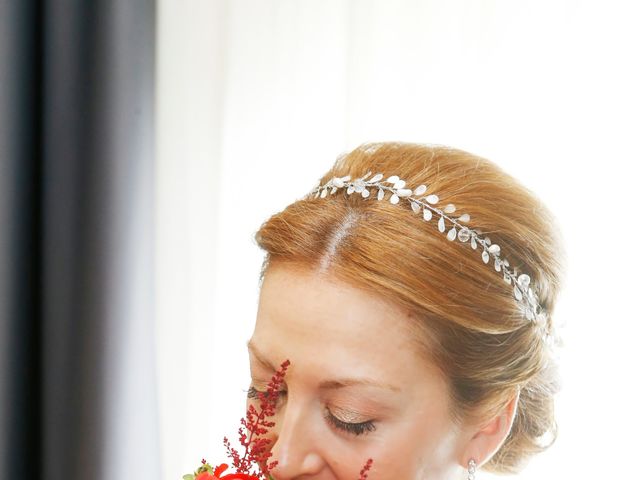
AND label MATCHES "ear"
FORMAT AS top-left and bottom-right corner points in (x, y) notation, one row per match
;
(461, 388), (520, 468)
